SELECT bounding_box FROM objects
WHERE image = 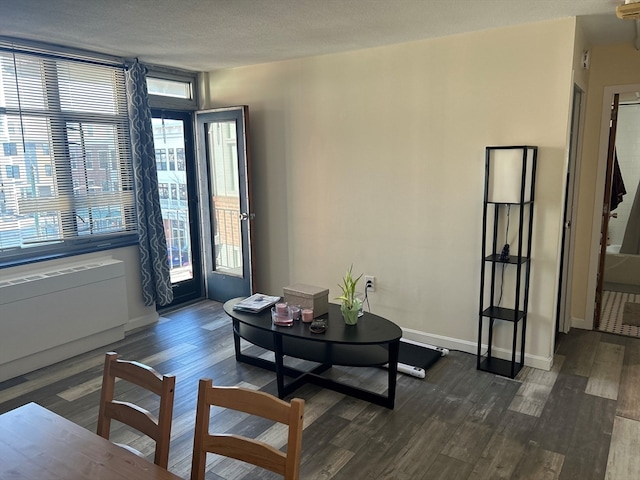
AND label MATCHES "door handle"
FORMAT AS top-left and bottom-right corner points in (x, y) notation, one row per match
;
(239, 212), (255, 221)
